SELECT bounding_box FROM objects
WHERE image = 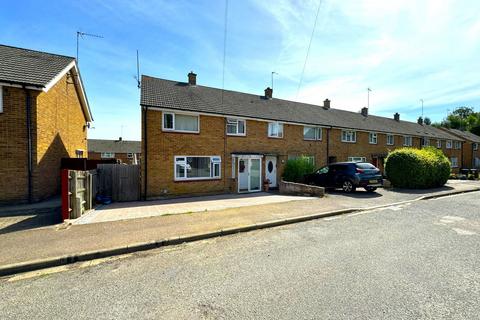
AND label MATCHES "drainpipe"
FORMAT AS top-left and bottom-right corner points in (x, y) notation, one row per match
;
(24, 88), (33, 203)
(143, 106), (148, 200)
